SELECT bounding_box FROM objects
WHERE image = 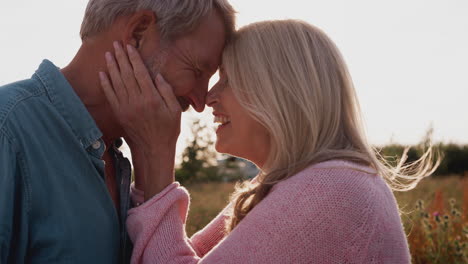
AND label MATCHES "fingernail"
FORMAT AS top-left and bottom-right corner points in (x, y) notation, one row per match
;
(105, 52), (112, 61)
(156, 74), (163, 82)
(127, 44), (134, 53)
(99, 71), (106, 80)
(113, 41), (120, 50)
